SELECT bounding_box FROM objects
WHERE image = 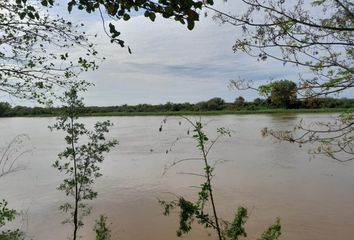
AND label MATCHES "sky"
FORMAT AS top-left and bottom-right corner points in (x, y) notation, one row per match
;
(5, 1), (353, 106)
(79, 1), (302, 106)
